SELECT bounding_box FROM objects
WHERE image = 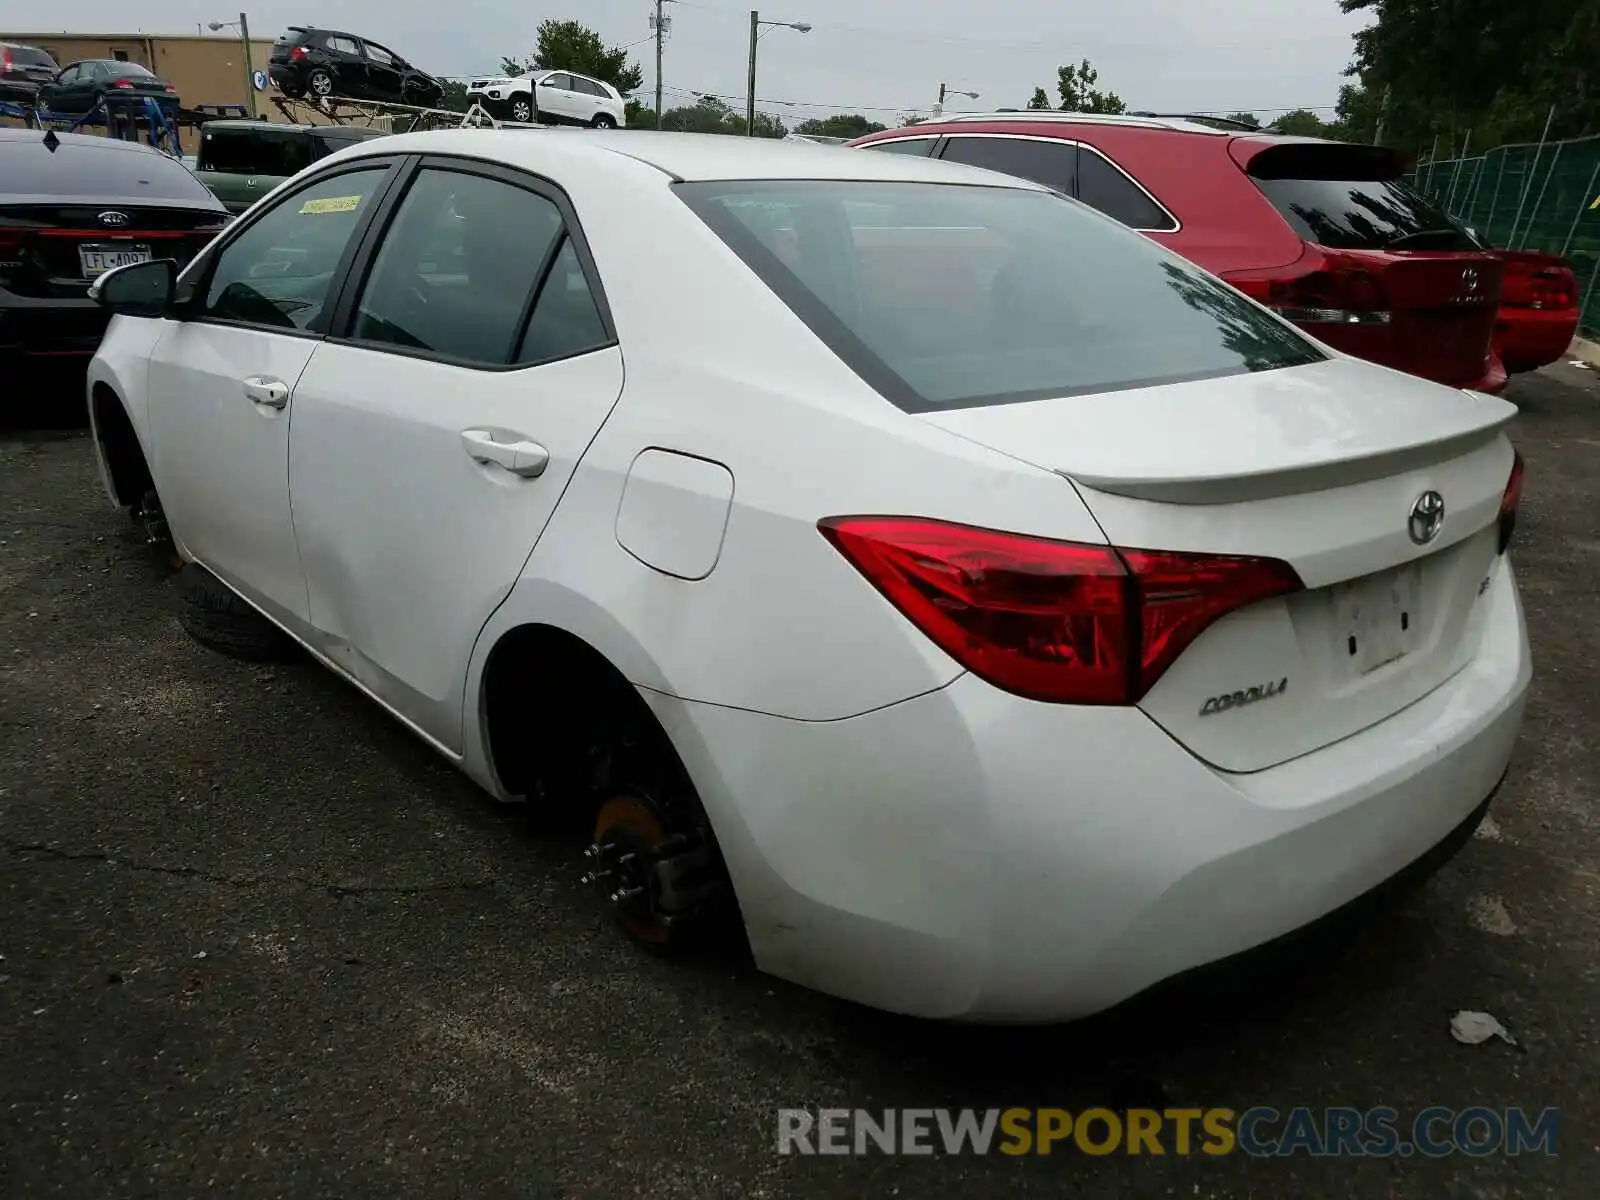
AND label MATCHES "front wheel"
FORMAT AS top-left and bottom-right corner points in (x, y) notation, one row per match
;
(590, 113), (617, 129)
(510, 96), (535, 123)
